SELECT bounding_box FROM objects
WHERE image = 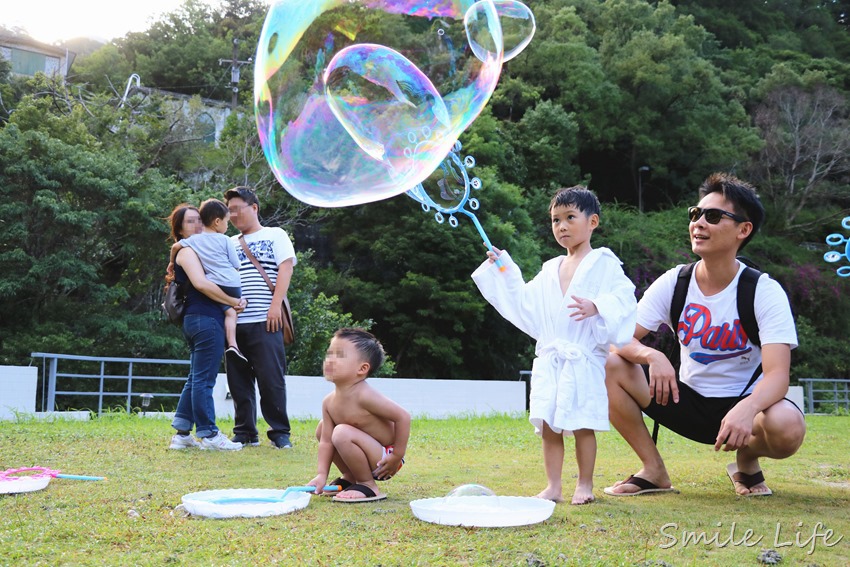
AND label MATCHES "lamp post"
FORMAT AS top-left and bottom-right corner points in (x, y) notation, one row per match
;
(638, 165), (650, 213)
(140, 393), (153, 416)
